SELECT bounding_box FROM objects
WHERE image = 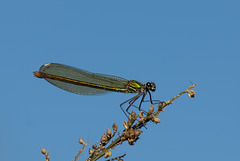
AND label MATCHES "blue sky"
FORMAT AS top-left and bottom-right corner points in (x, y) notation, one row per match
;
(0, 1), (239, 161)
